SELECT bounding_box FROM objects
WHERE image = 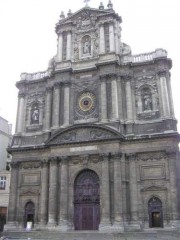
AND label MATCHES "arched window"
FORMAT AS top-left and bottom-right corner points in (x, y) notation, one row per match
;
(31, 103), (39, 124)
(82, 35), (91, 56)
(148, 197), (163, 228)
(141, 87), (152, 111)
